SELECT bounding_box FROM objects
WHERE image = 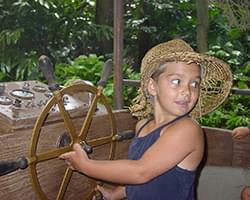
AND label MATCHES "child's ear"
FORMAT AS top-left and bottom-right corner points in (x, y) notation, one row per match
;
(147, 78), (157, 96)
